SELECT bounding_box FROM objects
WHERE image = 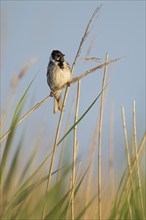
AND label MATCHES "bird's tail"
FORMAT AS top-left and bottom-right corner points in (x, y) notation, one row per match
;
(54, 91), (63, 114)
